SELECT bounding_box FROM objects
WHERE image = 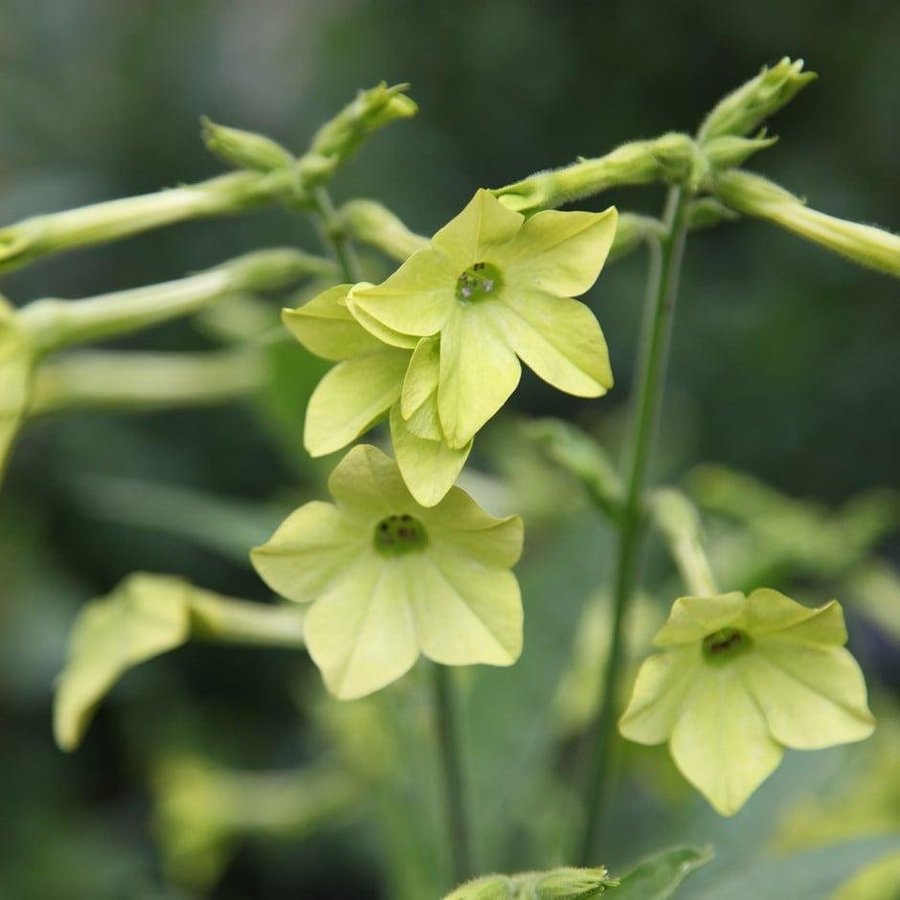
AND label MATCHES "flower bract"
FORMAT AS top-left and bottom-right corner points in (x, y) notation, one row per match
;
(250, 444), (524, 699)
(349, 189), (617, 448)
(619, 588), (875, 816)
